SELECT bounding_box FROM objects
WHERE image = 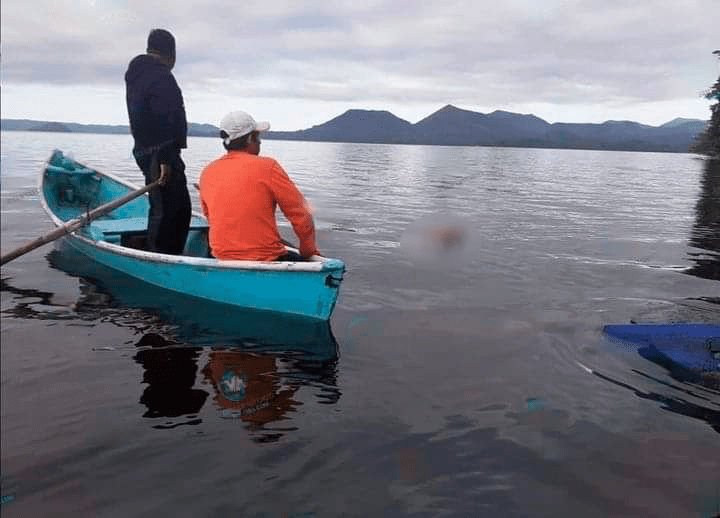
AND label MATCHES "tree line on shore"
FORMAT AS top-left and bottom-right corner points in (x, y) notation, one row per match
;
(691, 50), (720, 157)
